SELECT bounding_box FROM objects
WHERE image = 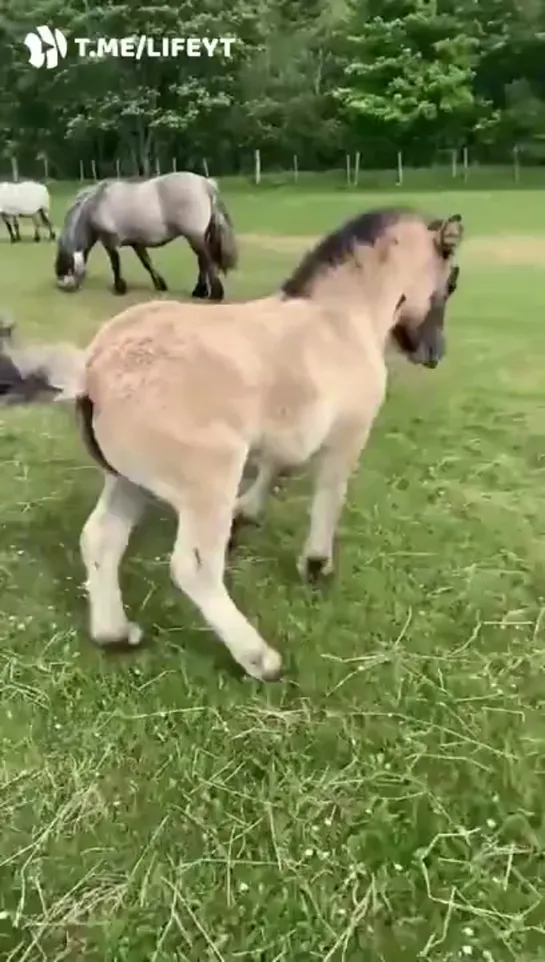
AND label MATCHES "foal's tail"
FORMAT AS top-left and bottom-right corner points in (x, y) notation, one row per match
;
(0, 324), (118, 474)
(204, 178), (238, 273)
